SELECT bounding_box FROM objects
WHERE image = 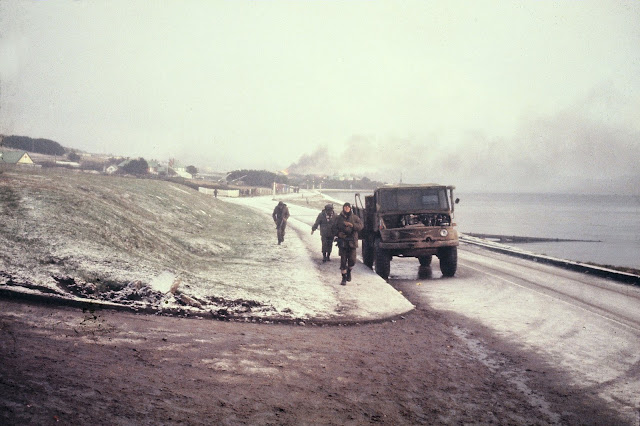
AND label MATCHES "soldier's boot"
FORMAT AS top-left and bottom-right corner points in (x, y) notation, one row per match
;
(326, 253), (331, 261)
(322, 253), (327, 262)
(340, 274), (347, 286)
(346, 269), (352, 282)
